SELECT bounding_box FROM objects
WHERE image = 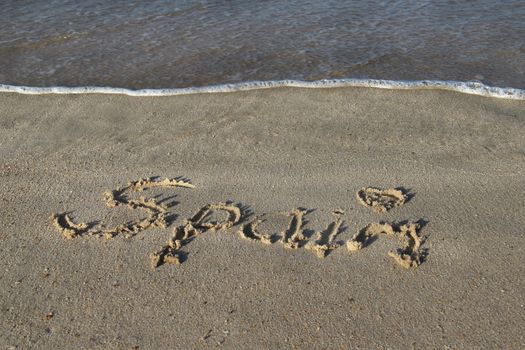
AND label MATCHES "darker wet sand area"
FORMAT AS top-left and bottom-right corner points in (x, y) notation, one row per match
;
(0, 87), (524, 348)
